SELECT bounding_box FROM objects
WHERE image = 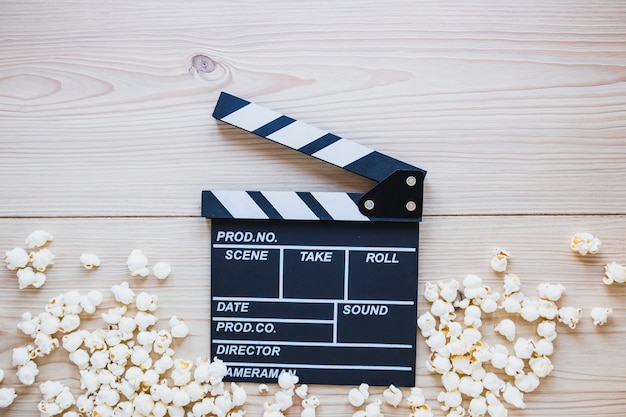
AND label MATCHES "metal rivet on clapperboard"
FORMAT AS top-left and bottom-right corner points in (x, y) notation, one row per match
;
(406, 201), (417, 211)
(364, 199), (375, 210)
(406, 176), (417, 186)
